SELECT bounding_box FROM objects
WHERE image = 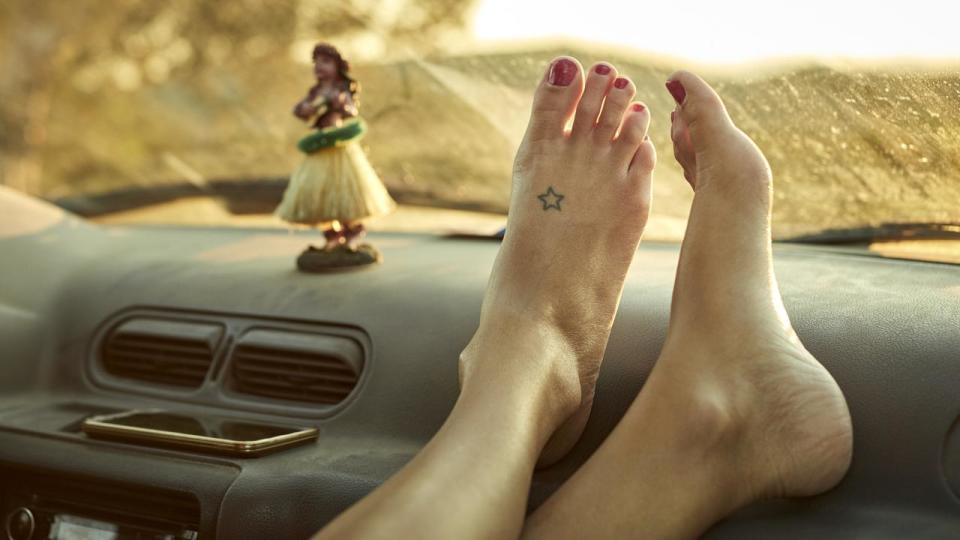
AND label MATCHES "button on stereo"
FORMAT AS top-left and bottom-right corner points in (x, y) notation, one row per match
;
(5, 507), (35, 540)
